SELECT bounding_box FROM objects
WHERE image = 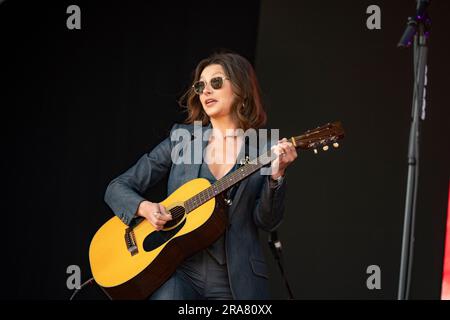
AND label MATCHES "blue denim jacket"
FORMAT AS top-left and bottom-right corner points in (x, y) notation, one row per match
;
(104, 123), (286, 299)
